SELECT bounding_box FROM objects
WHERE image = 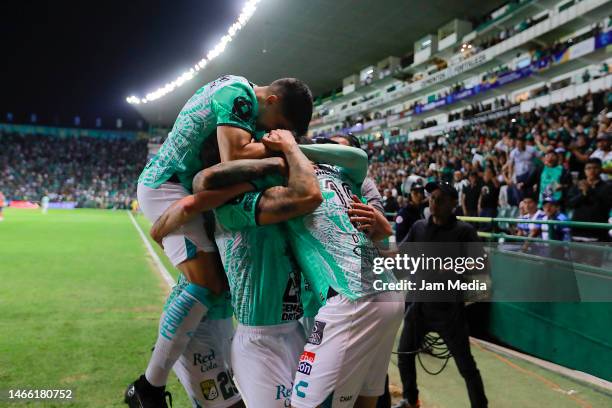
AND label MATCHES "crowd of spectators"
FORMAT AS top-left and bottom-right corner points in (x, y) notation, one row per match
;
(1, 89), (610, 244)
(312, 15), (608, 136)
(367, 90), (612, 243)
(0, 133), (148, 209)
